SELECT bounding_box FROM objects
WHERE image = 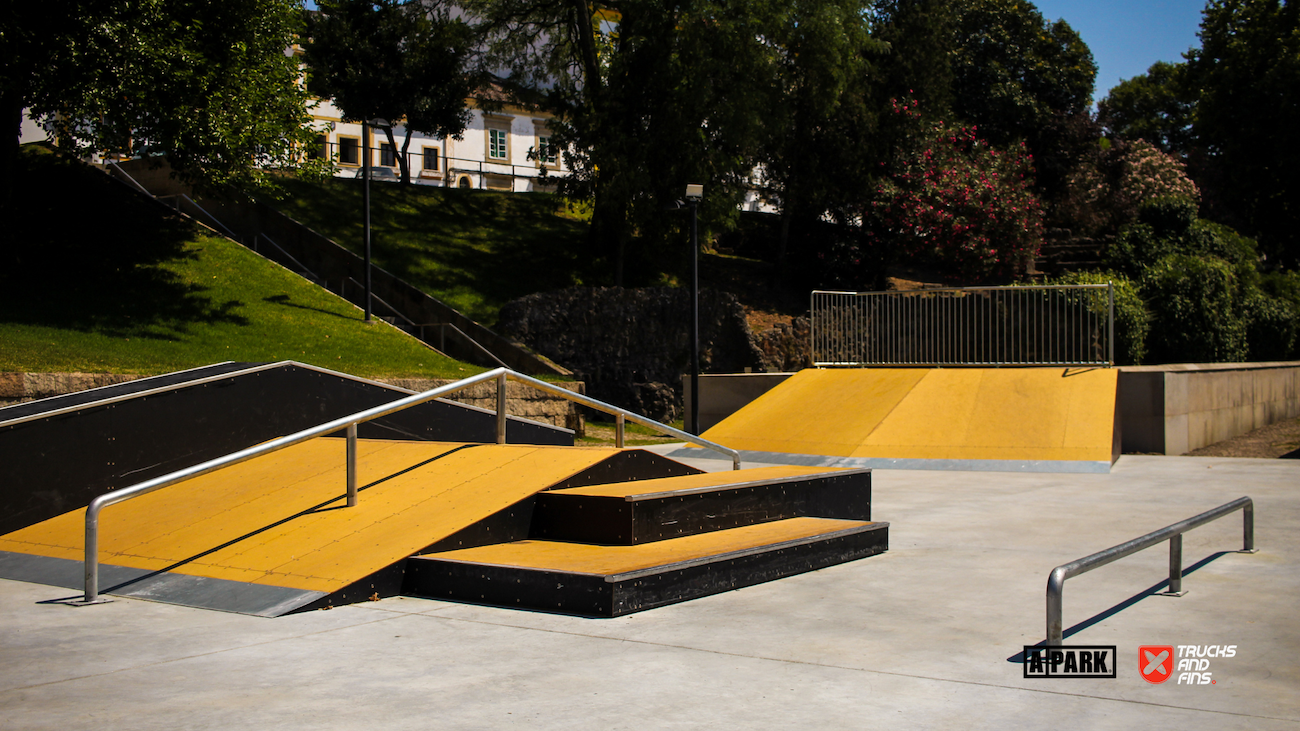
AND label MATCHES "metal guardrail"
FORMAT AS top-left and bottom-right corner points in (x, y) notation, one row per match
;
(77, 367), (739, 604)
(1045, 496), (1257, 646)
(811, 284), (1115, 367)
(314, 141), (565, 189)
